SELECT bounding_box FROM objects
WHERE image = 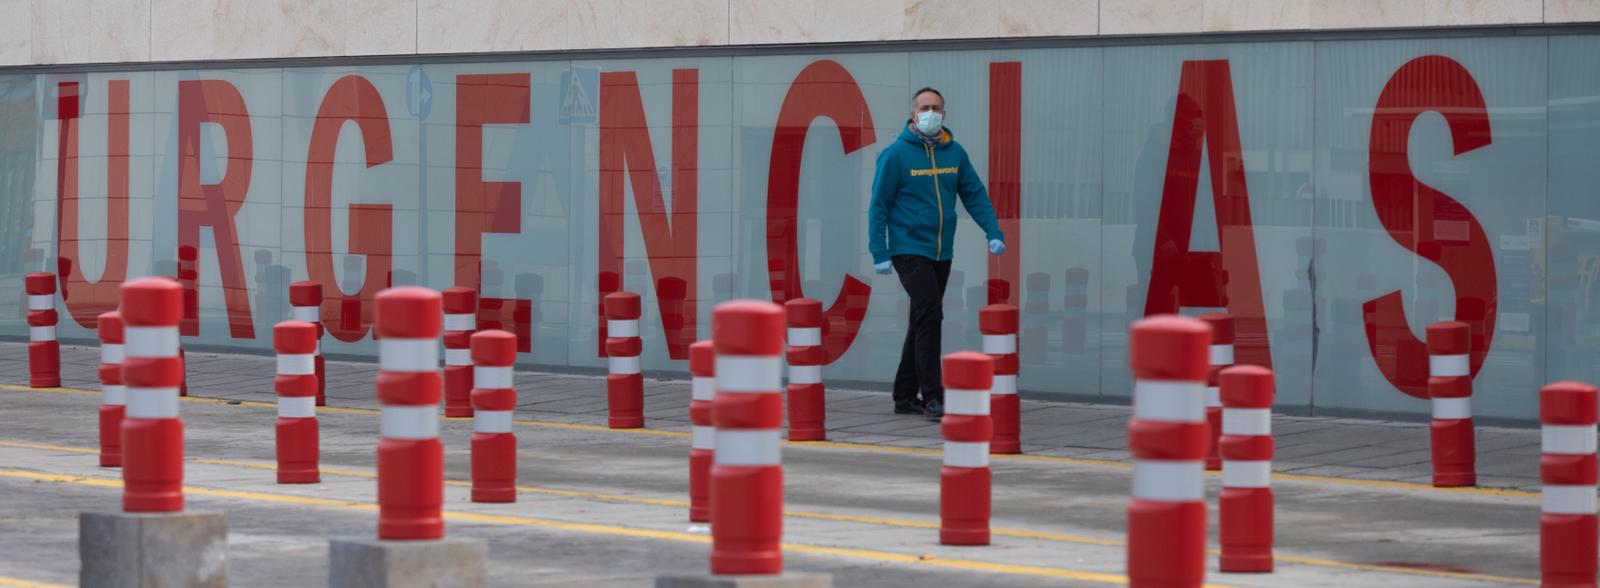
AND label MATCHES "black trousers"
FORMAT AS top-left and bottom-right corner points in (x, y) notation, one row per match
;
(891, 254), (952, 407)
